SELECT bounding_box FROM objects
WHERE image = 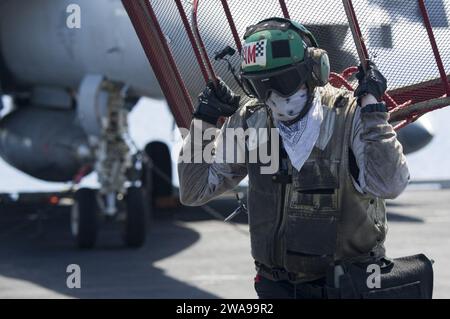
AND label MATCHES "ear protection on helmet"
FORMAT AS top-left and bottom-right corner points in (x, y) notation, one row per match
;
(305, 47), (330, 87)
(243, 17), (330, 88)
